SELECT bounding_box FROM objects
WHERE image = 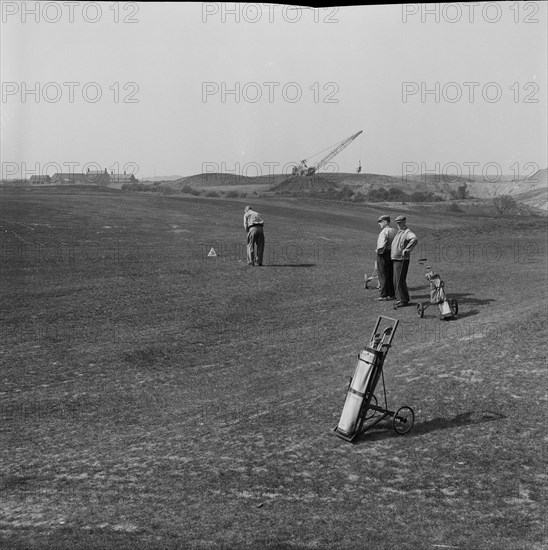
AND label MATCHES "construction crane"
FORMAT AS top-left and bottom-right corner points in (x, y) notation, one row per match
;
(291, 130), (363, 177)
